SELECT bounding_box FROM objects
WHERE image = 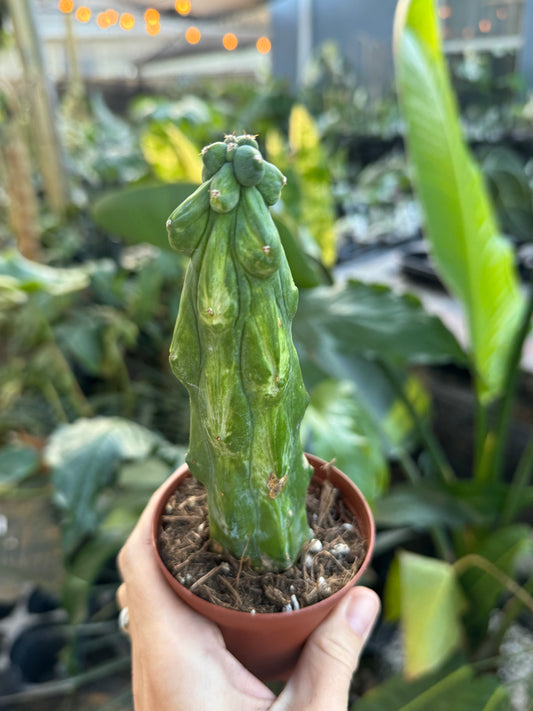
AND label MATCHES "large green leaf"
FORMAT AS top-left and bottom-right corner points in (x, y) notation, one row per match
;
(46, 417), (170, 553)
(481, 146), (533, 244)
(446, 479), (533, 521)
(61, 450), (185, 623)
(456, 524), (532, 644)
(385, 551), (465, 678)
(141, 122), (202, 183)
(294, 280), (466, 368)
(296, 345), (432, 458)
(374, 483), (479, 531)
(0, 444), (40, 492)
(0, 250), (89, 295)
(287, 104), (337, 267)
(119, 456), (177, 490)
(266, 105), (337, 267)
(354, 664), (509, 711)
(91, 182), (197, 250)
(0, 276), (28, 310)
(62, 532), (125, 624)
(393, 0), (524, 402)
(54, 310), (105, 374)
(301, 379), (388, 501)
(274, 216), (330, 289)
